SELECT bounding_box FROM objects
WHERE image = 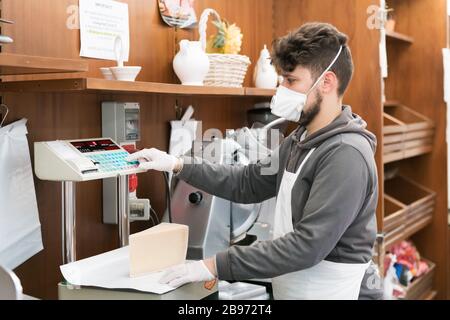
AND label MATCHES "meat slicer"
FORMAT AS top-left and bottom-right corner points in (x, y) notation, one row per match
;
(165, 118), (285, 260)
